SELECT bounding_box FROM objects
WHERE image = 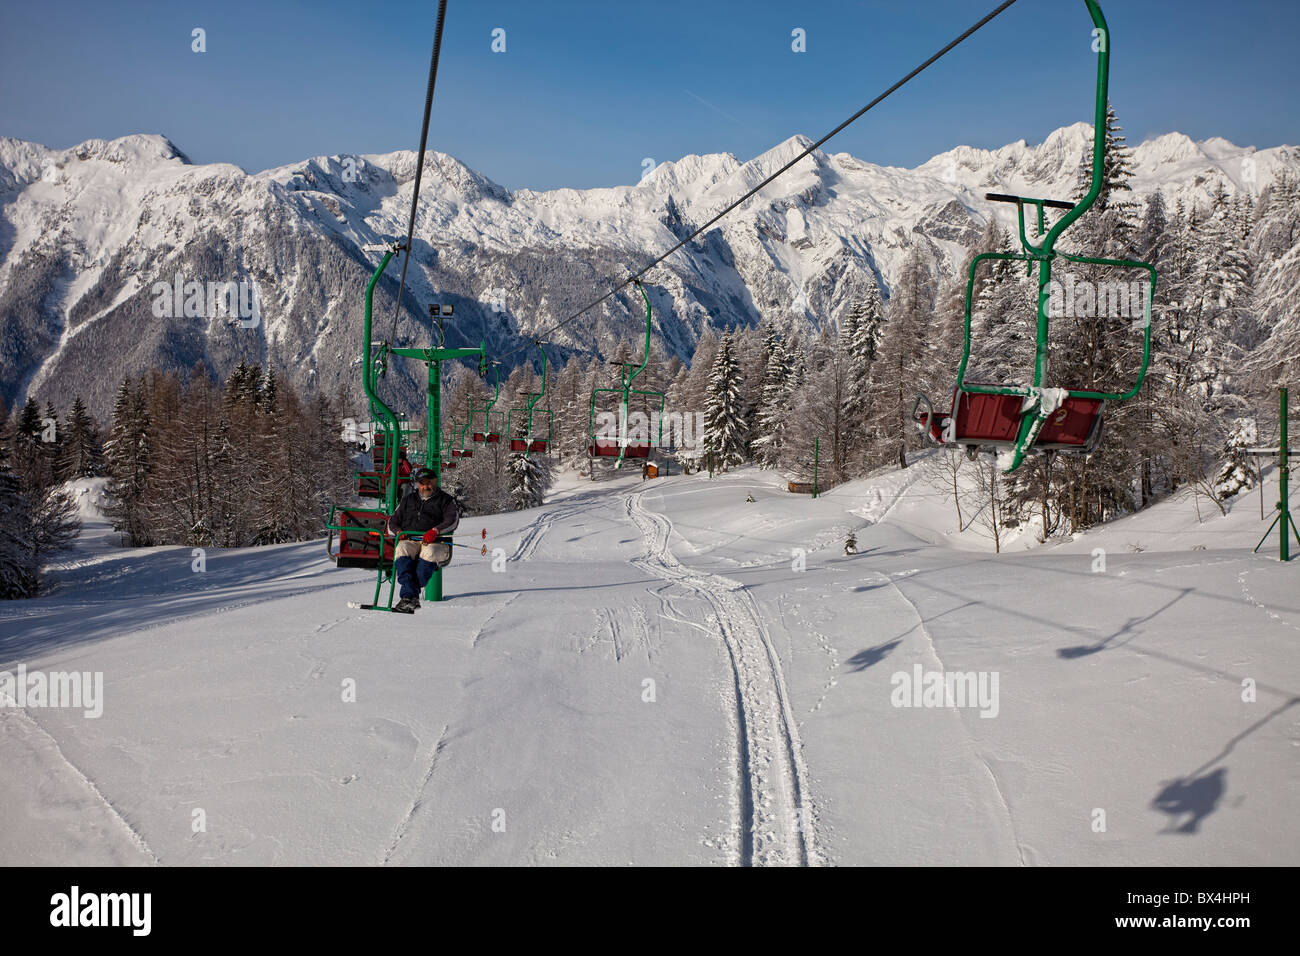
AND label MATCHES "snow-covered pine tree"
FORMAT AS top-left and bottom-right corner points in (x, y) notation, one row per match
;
(507, 449), (553, 510)
(851, 283), (884, 387)
(1213, 417), (1258, 499)
(1254, 169), (1300, 261)
(1071, 103), (1139, 248)
(752, 336), (793, 469)
(733, 327), (768, 459)
(1203, 181), (1254, 343)
(837, 284), (884, 470)
(704, 331), (748, 470)
(1137, 190), (1168, 266)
